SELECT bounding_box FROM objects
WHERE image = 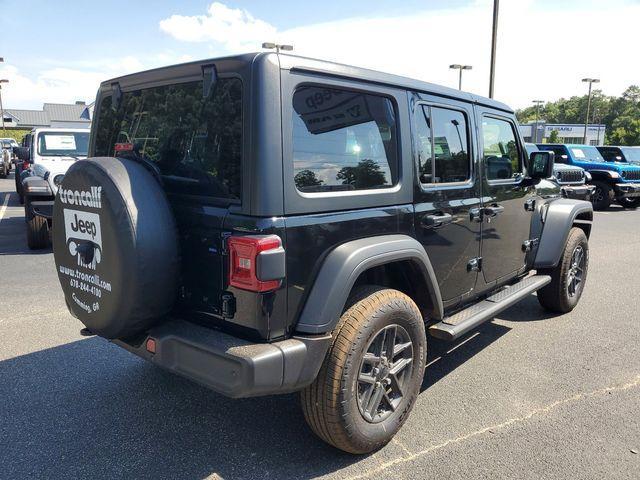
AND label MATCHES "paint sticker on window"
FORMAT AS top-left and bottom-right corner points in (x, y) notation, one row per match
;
(571, 148), (586, 158)
(44, 135), (77, 150)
